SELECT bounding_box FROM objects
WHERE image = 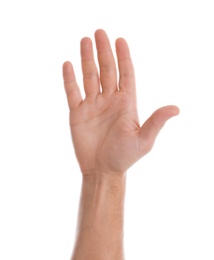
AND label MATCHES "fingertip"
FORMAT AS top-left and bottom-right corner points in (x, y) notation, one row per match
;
(115, 38), (130, 60)
(81, 37), (92, 46)
(147, 105), (179, 129)
(166, 105), (180, 117)
(62, 61), (73, 77)
(94, 28), (106, 36)
(115, 37), (128, 49)
(94, 29), (109, 44)
(63, 61), (72, 69)
(174, 105), (180, 115)
(116, 37), (127, 45)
